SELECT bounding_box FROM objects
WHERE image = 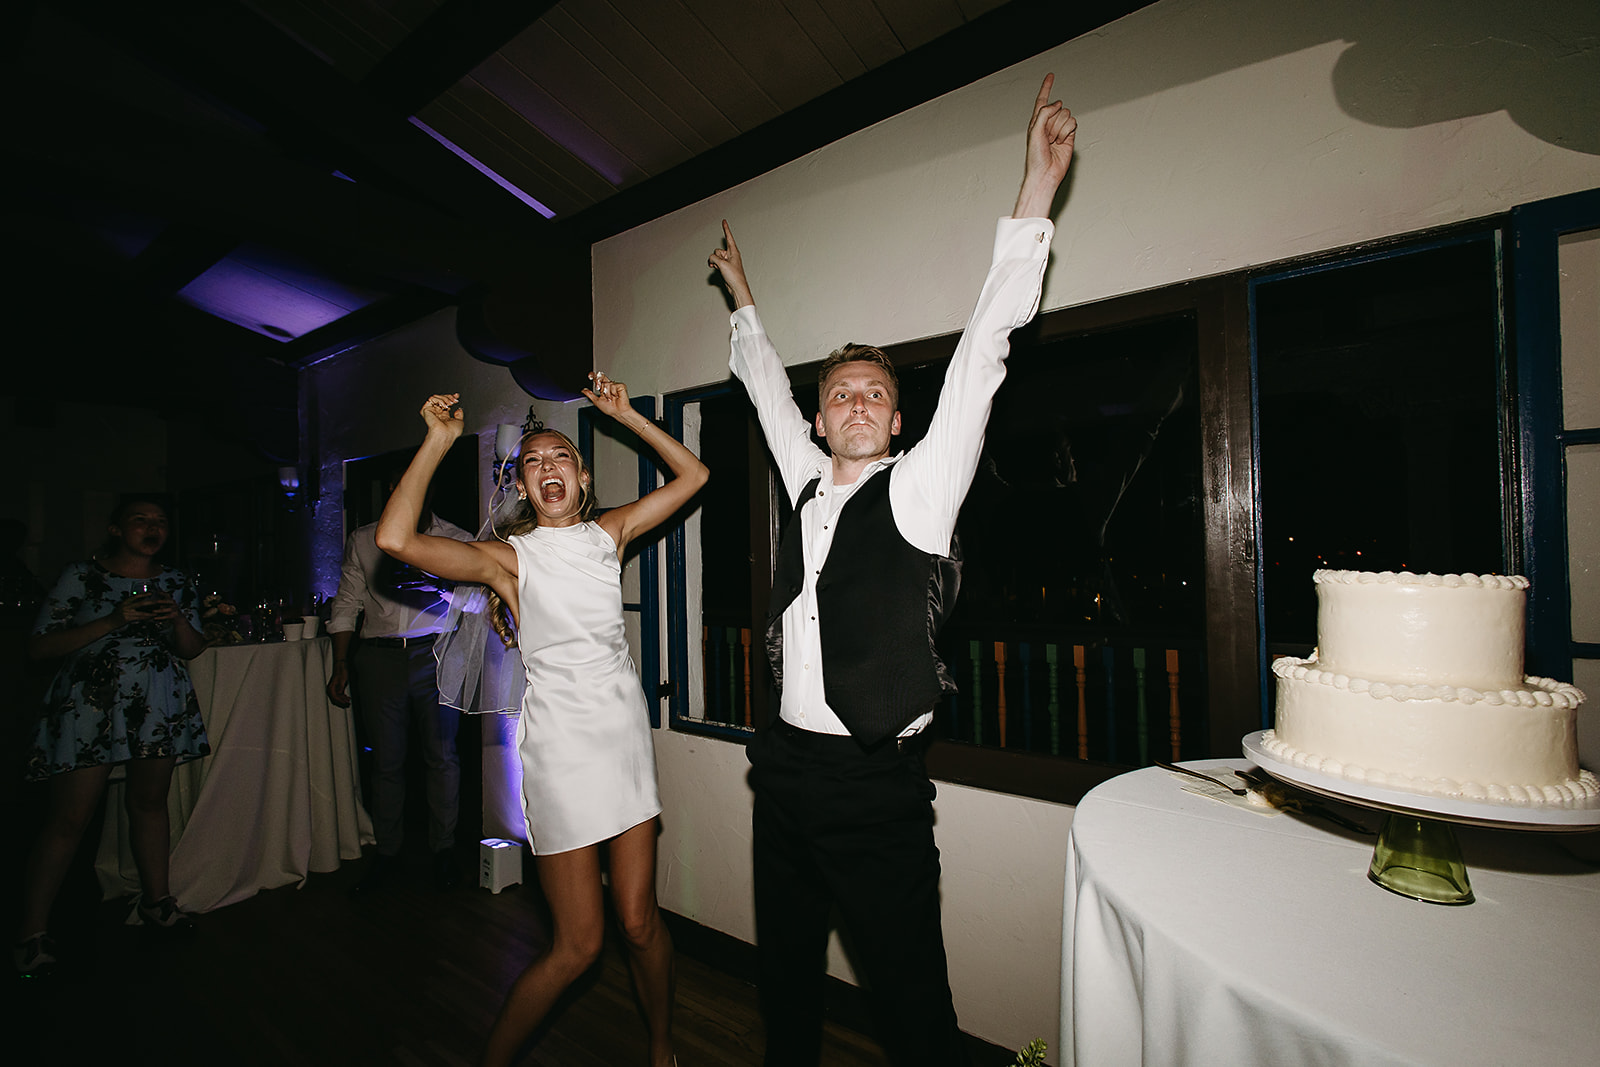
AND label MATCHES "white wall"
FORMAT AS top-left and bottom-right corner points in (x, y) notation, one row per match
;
(590, 0), (1600, 1058)
(596, 0), (1600, 396)
(304, 0), (1600, 1058)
